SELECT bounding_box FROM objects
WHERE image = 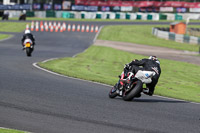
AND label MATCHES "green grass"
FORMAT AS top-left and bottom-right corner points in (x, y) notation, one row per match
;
(98, 25), (199, 52)
(0, 22), (27, 40)
(0, 34), (11, 40)
(39, 46), (200, 103)
(0, 128), (26, 133)
(0, 22), (28, 32)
